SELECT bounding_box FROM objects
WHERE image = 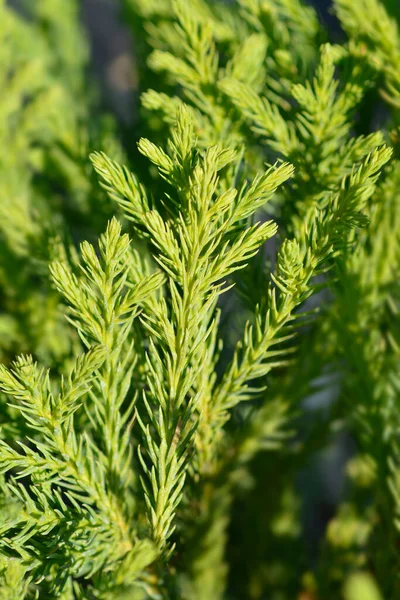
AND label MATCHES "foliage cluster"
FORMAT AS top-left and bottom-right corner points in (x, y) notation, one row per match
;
(0, 0), (399, 598)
